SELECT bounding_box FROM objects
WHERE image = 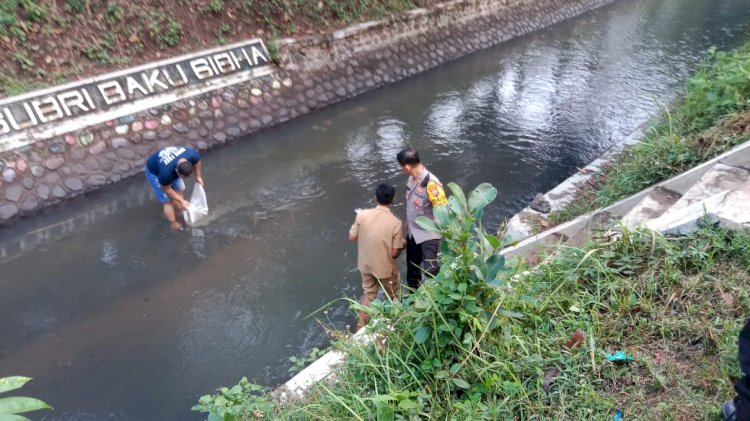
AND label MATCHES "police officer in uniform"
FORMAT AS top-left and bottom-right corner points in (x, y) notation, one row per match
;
(397, 147), (448, 289)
